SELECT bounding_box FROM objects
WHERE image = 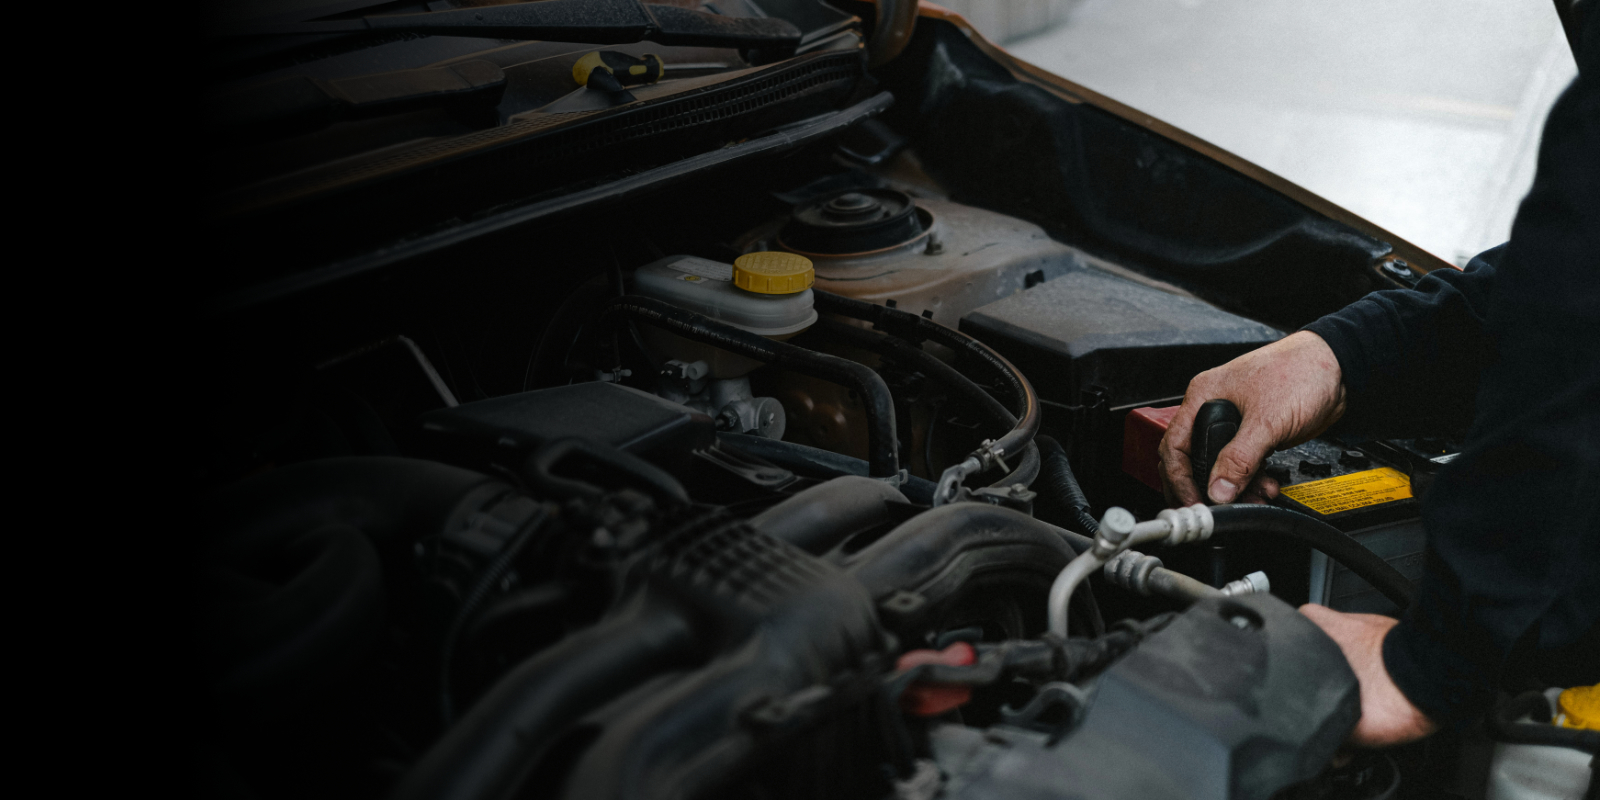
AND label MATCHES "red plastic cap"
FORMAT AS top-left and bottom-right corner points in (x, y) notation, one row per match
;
(1123, 405), (1181, 491)
(895, 641), (977, 717)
